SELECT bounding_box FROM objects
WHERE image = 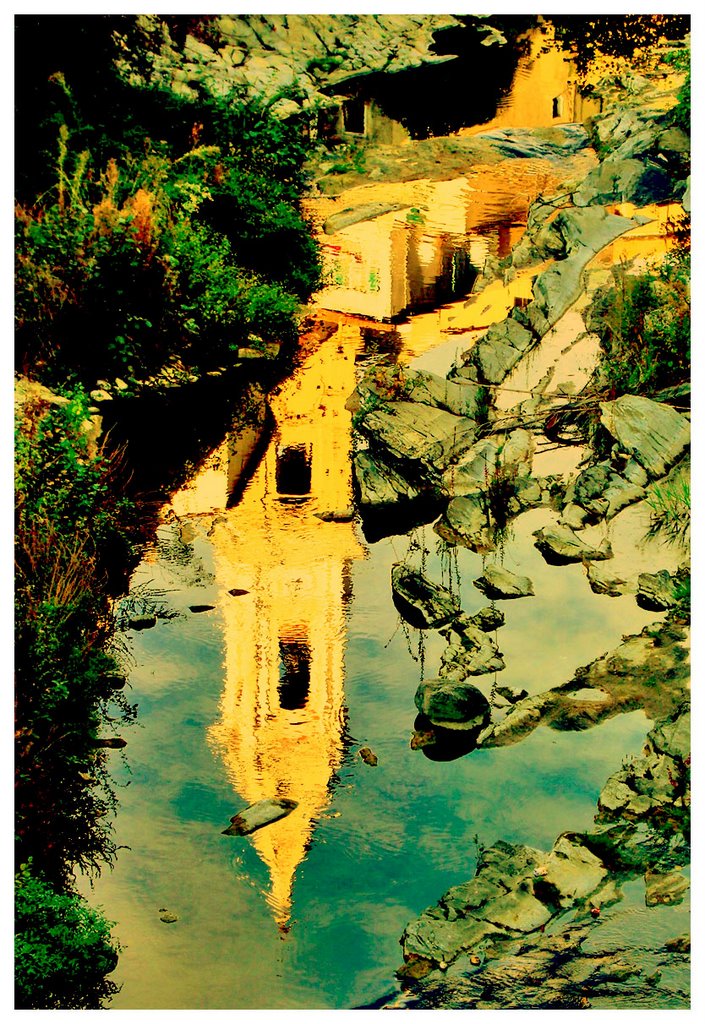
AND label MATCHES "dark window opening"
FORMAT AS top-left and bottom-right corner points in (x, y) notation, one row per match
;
(342, 95), (365, 135)
(278, 638), (311, 711)
(276, 443), (312, 495)
(552, 95), (563, 118)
